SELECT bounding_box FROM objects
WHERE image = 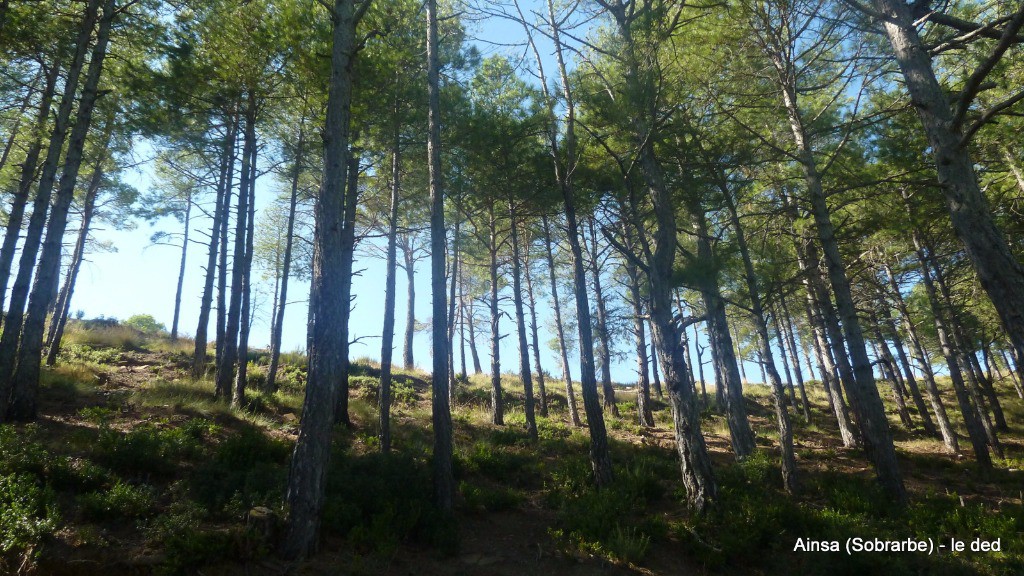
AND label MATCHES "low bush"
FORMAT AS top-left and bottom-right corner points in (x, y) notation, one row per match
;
(79, 480), (156, 521)
(0, 473), (59, 570)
